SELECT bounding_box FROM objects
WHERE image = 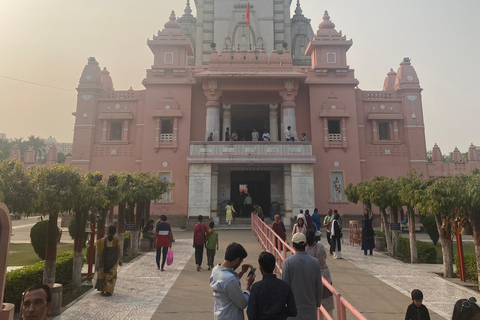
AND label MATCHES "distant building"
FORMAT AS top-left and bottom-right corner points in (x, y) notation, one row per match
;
(0, 133), (6, 141)
(44, 136), (72, 156)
